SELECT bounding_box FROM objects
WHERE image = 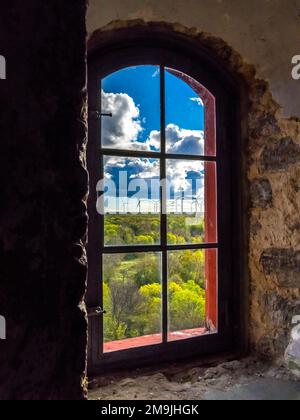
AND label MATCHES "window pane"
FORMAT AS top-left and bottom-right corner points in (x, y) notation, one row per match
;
(168, 249), (218, 342)
(101, 66), (161, 152)
(103, 252), (162, 353)
(165, 68), (216, 156)
(166, 160), (217, 244)
(102, 156), (161, 246)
